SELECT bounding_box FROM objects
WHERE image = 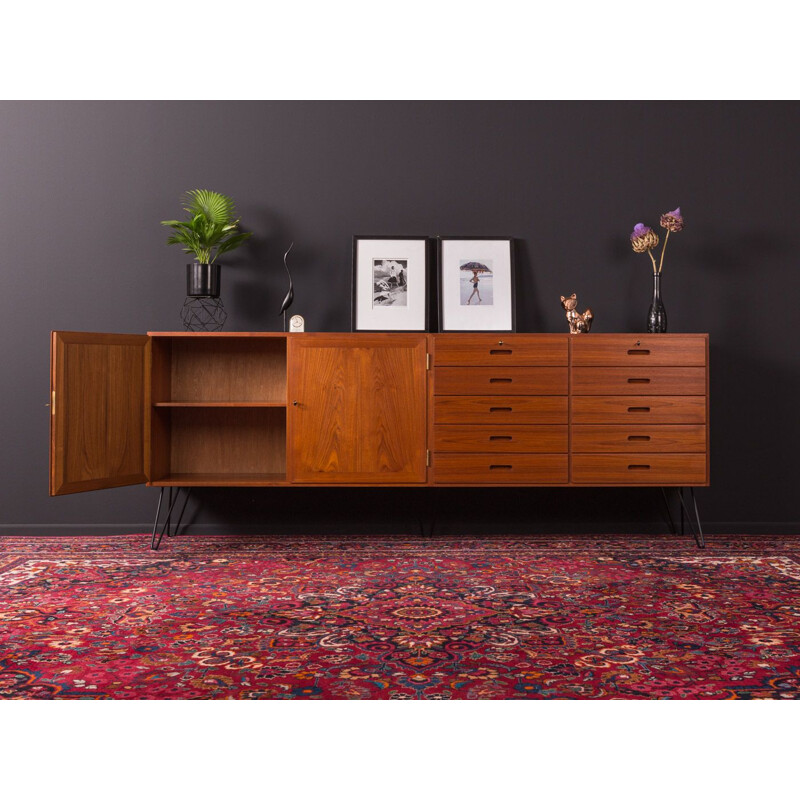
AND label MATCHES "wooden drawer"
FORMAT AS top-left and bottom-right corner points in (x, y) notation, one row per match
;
(571, 453), (707, 484)
(433, 334), (568, 366)
(435, 454), (568, 484)
(571, 425), (706, 453)
(434, 366), (567, 396)
(571, 367), (706, 395)
(435, 396), (568, 425)
(571, 335), (707, 367)
(571, 396), (706, 424)
(434, 424), (568, 453)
